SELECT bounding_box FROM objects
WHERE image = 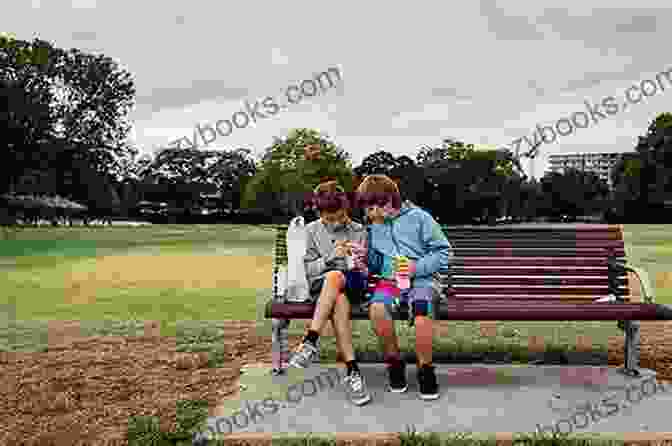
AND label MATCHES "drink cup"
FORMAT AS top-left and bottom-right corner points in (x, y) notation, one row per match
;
(396, 256), (411, 289)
